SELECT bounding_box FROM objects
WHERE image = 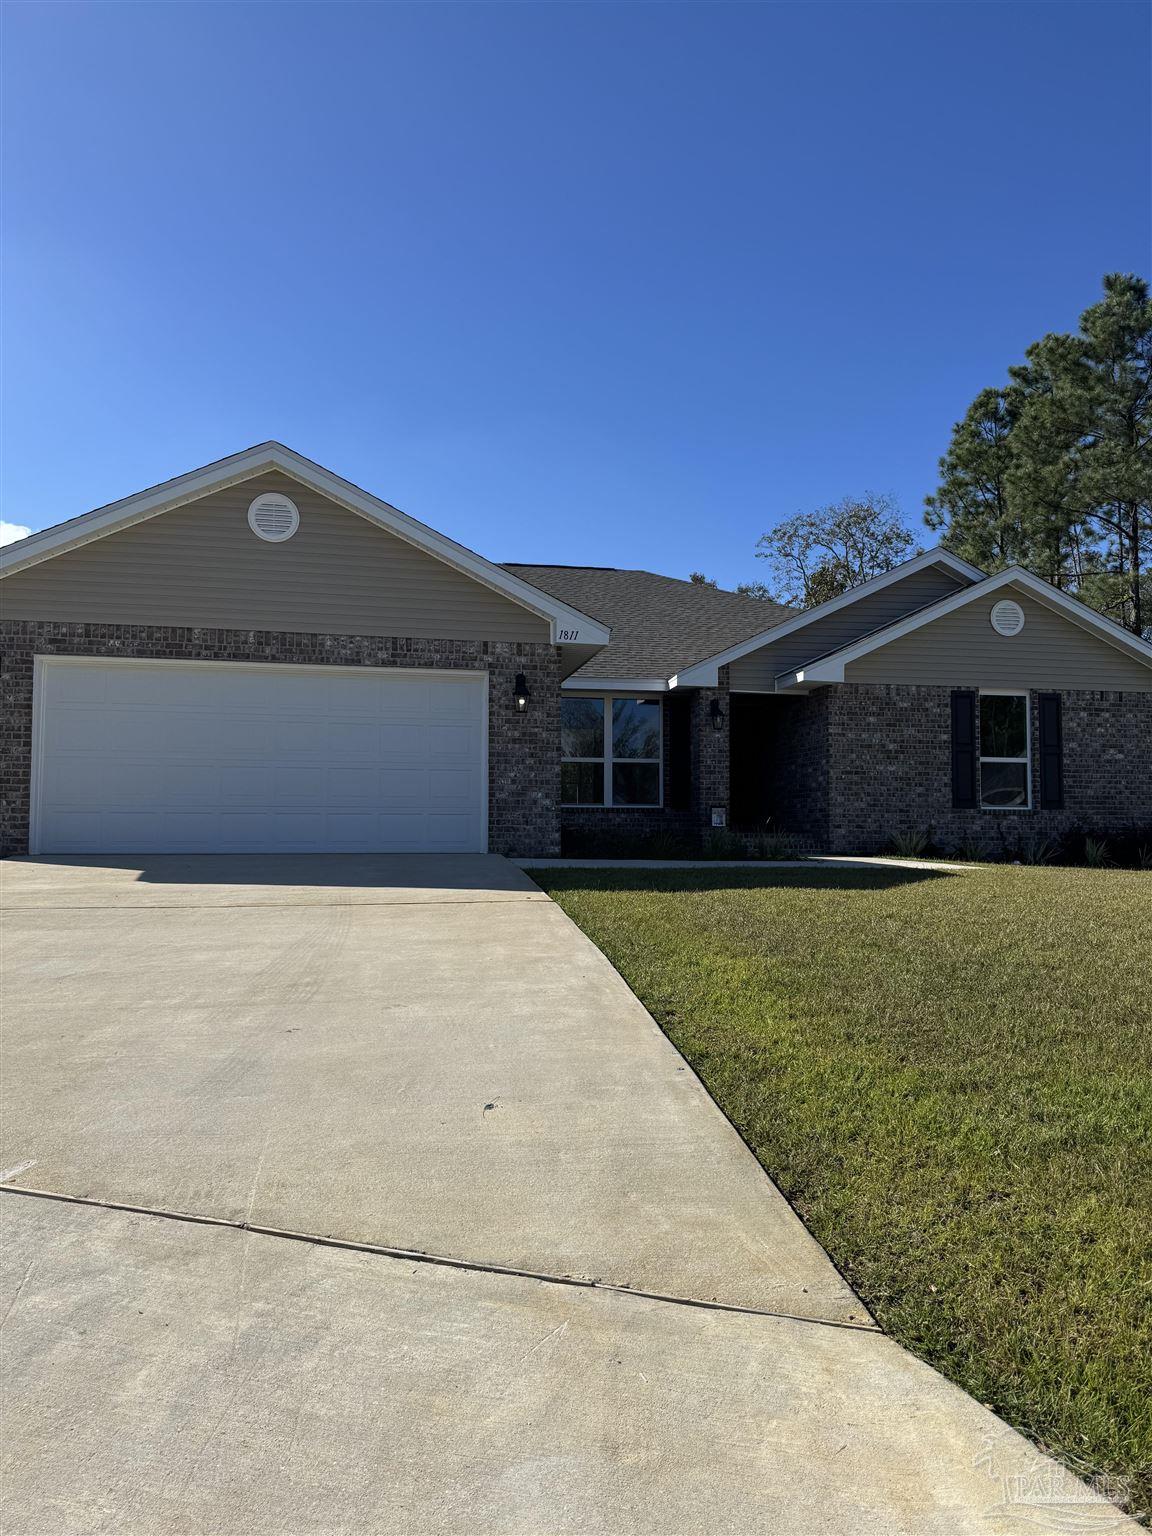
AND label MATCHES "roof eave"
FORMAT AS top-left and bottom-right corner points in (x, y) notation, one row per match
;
(669, 548), (986, 686)
(0, 442), (611, 648)
(778, 567), (1152, 679)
